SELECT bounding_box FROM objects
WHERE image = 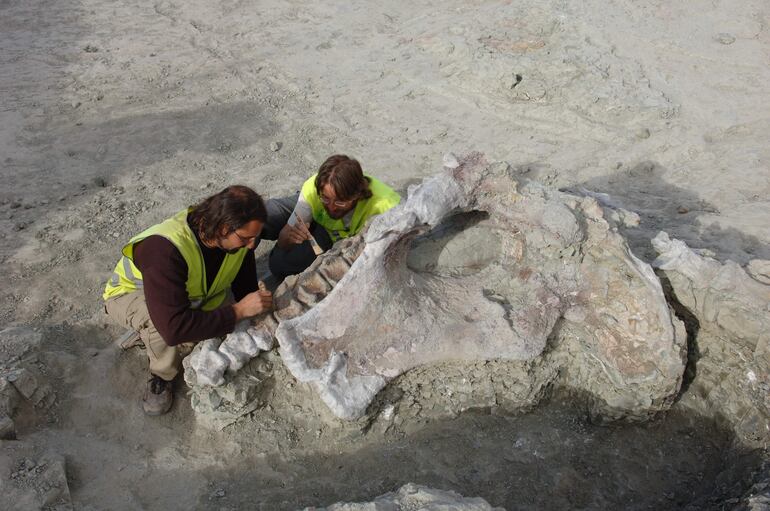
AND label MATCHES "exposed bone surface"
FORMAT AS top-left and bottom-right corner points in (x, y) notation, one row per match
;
(303, 483), (504, 510)
(275, 153), (686, 420)
(186, 320), (274, 387)
(653, 232), (770, 352)
(652, 232), (770, 444)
